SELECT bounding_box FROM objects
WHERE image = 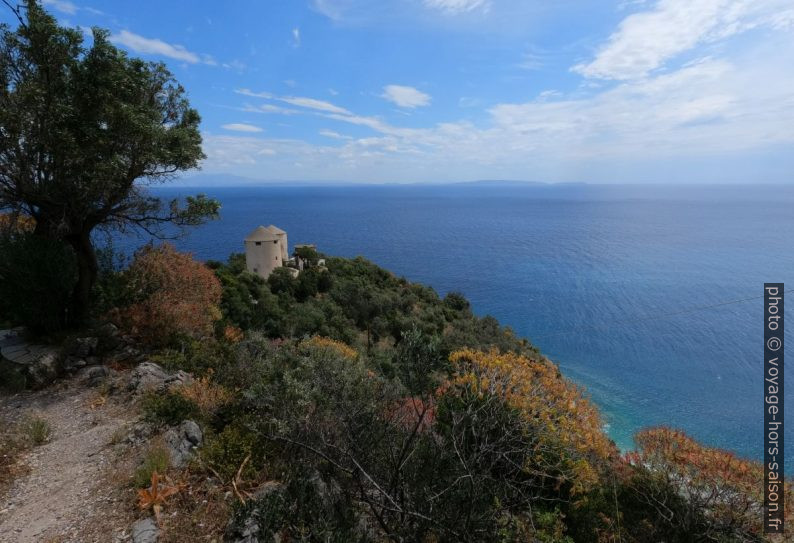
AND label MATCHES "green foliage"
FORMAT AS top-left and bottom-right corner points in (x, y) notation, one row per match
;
(294, 245), (321, 265)
(91, 243), (131, 316)
(168, 252), (785, 542)
(209, 253), (533, 360)
(151, 339), (235, 379)
(228, 470), (365, 542)
(443, 290), (470, 311)
(0, 233), (77, 333)
(395, 326), (445, 394)
(0, 1), (217, 324)
(267, 267), (297, 296)
(133, 445), (170, 488)
(200, 424), (262, 481)
(142, 391), (200, 426)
